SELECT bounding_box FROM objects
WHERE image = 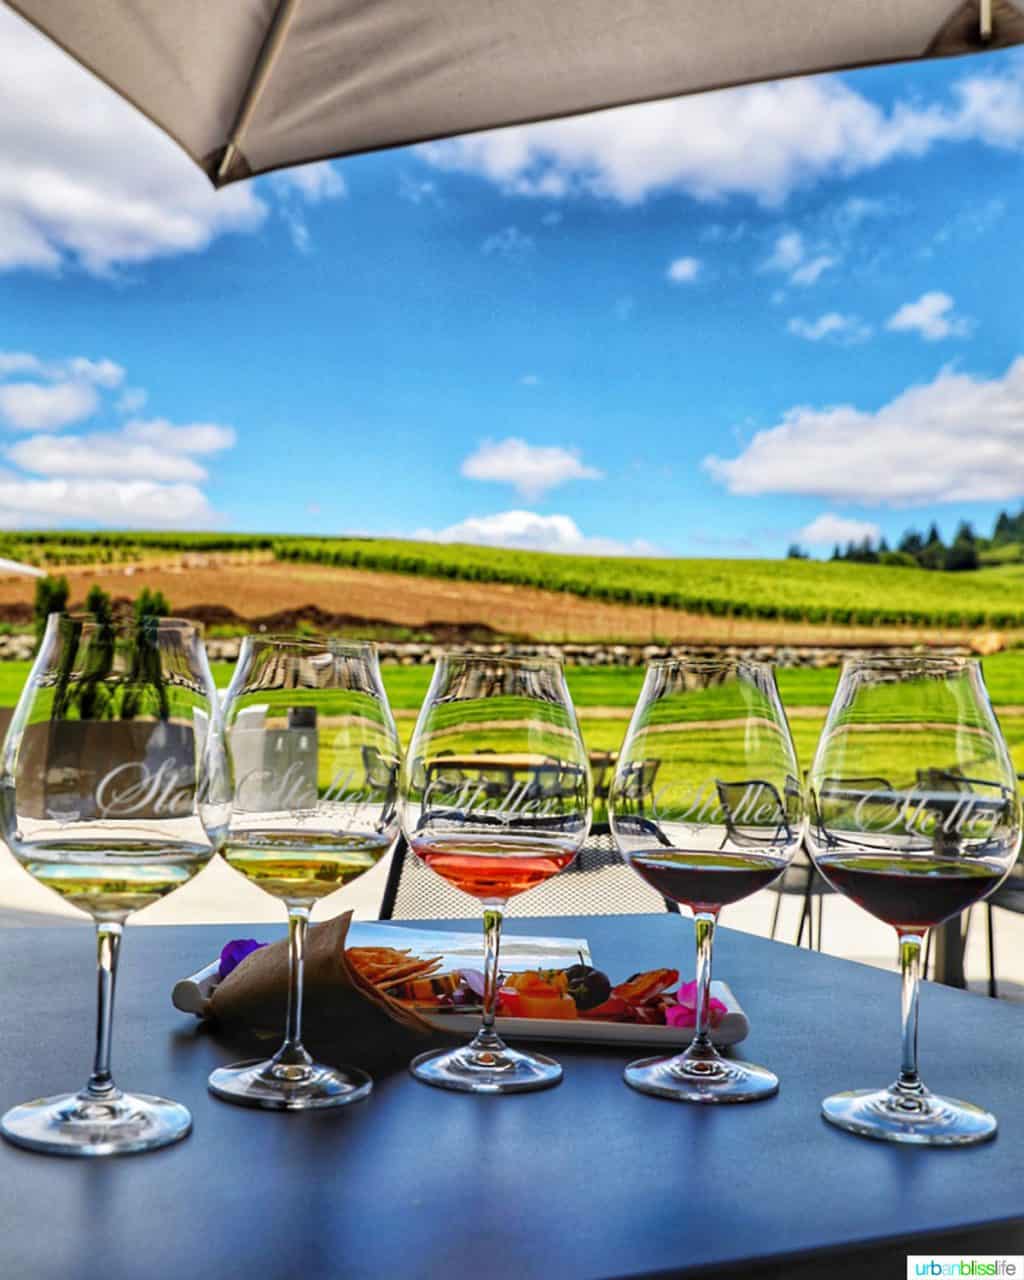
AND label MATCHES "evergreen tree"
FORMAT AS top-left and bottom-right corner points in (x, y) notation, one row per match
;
(946, 523), (979, 571)
(857, 536), (878, 563)
(134, 586), (170, 622)
(33, 574), (69, 653)
(84, 583), (113, 625)
(899, 529), (924, 557)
